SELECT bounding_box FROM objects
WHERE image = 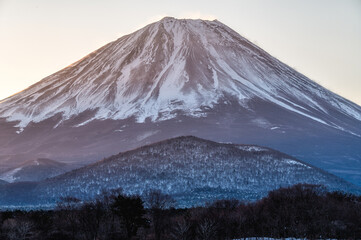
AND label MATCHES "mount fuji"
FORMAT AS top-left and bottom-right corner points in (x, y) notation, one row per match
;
(0, 17), (360, 185)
